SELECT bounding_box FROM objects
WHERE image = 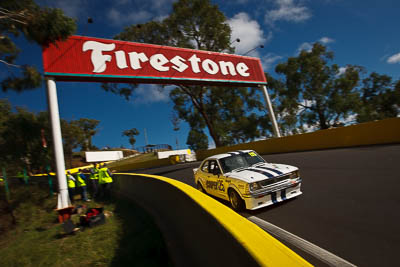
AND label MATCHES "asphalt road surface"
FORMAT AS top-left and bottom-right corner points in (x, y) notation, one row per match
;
(128, 144), (400, 266)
